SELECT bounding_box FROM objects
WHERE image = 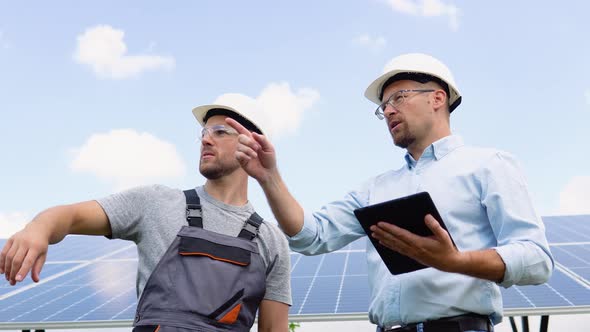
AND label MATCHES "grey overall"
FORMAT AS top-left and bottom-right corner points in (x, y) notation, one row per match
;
(132, 189), (267, 331)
